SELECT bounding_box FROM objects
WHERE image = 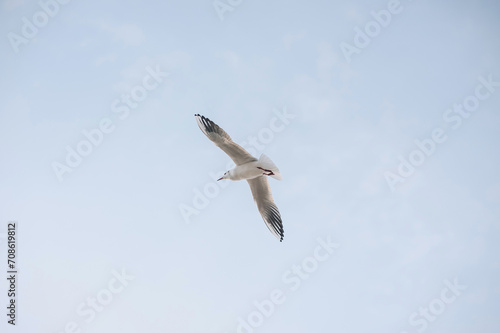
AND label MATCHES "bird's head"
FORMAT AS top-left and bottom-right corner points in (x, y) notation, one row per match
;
(217, 171), (230, 181)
